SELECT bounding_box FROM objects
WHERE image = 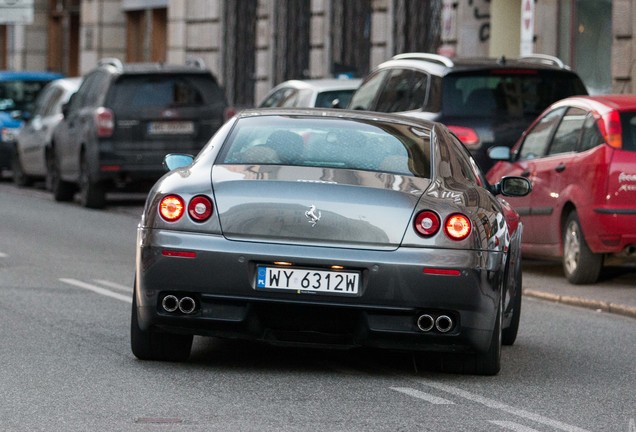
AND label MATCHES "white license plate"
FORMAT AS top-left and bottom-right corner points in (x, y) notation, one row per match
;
(256, 266), (360, 295)
(147, 121), (194, 135)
